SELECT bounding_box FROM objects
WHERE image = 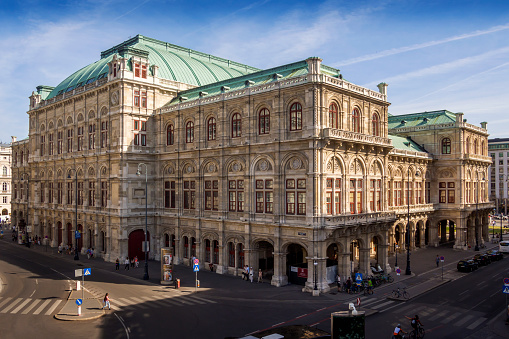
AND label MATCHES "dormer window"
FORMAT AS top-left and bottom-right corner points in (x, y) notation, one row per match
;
(134, 62), (147, 79)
